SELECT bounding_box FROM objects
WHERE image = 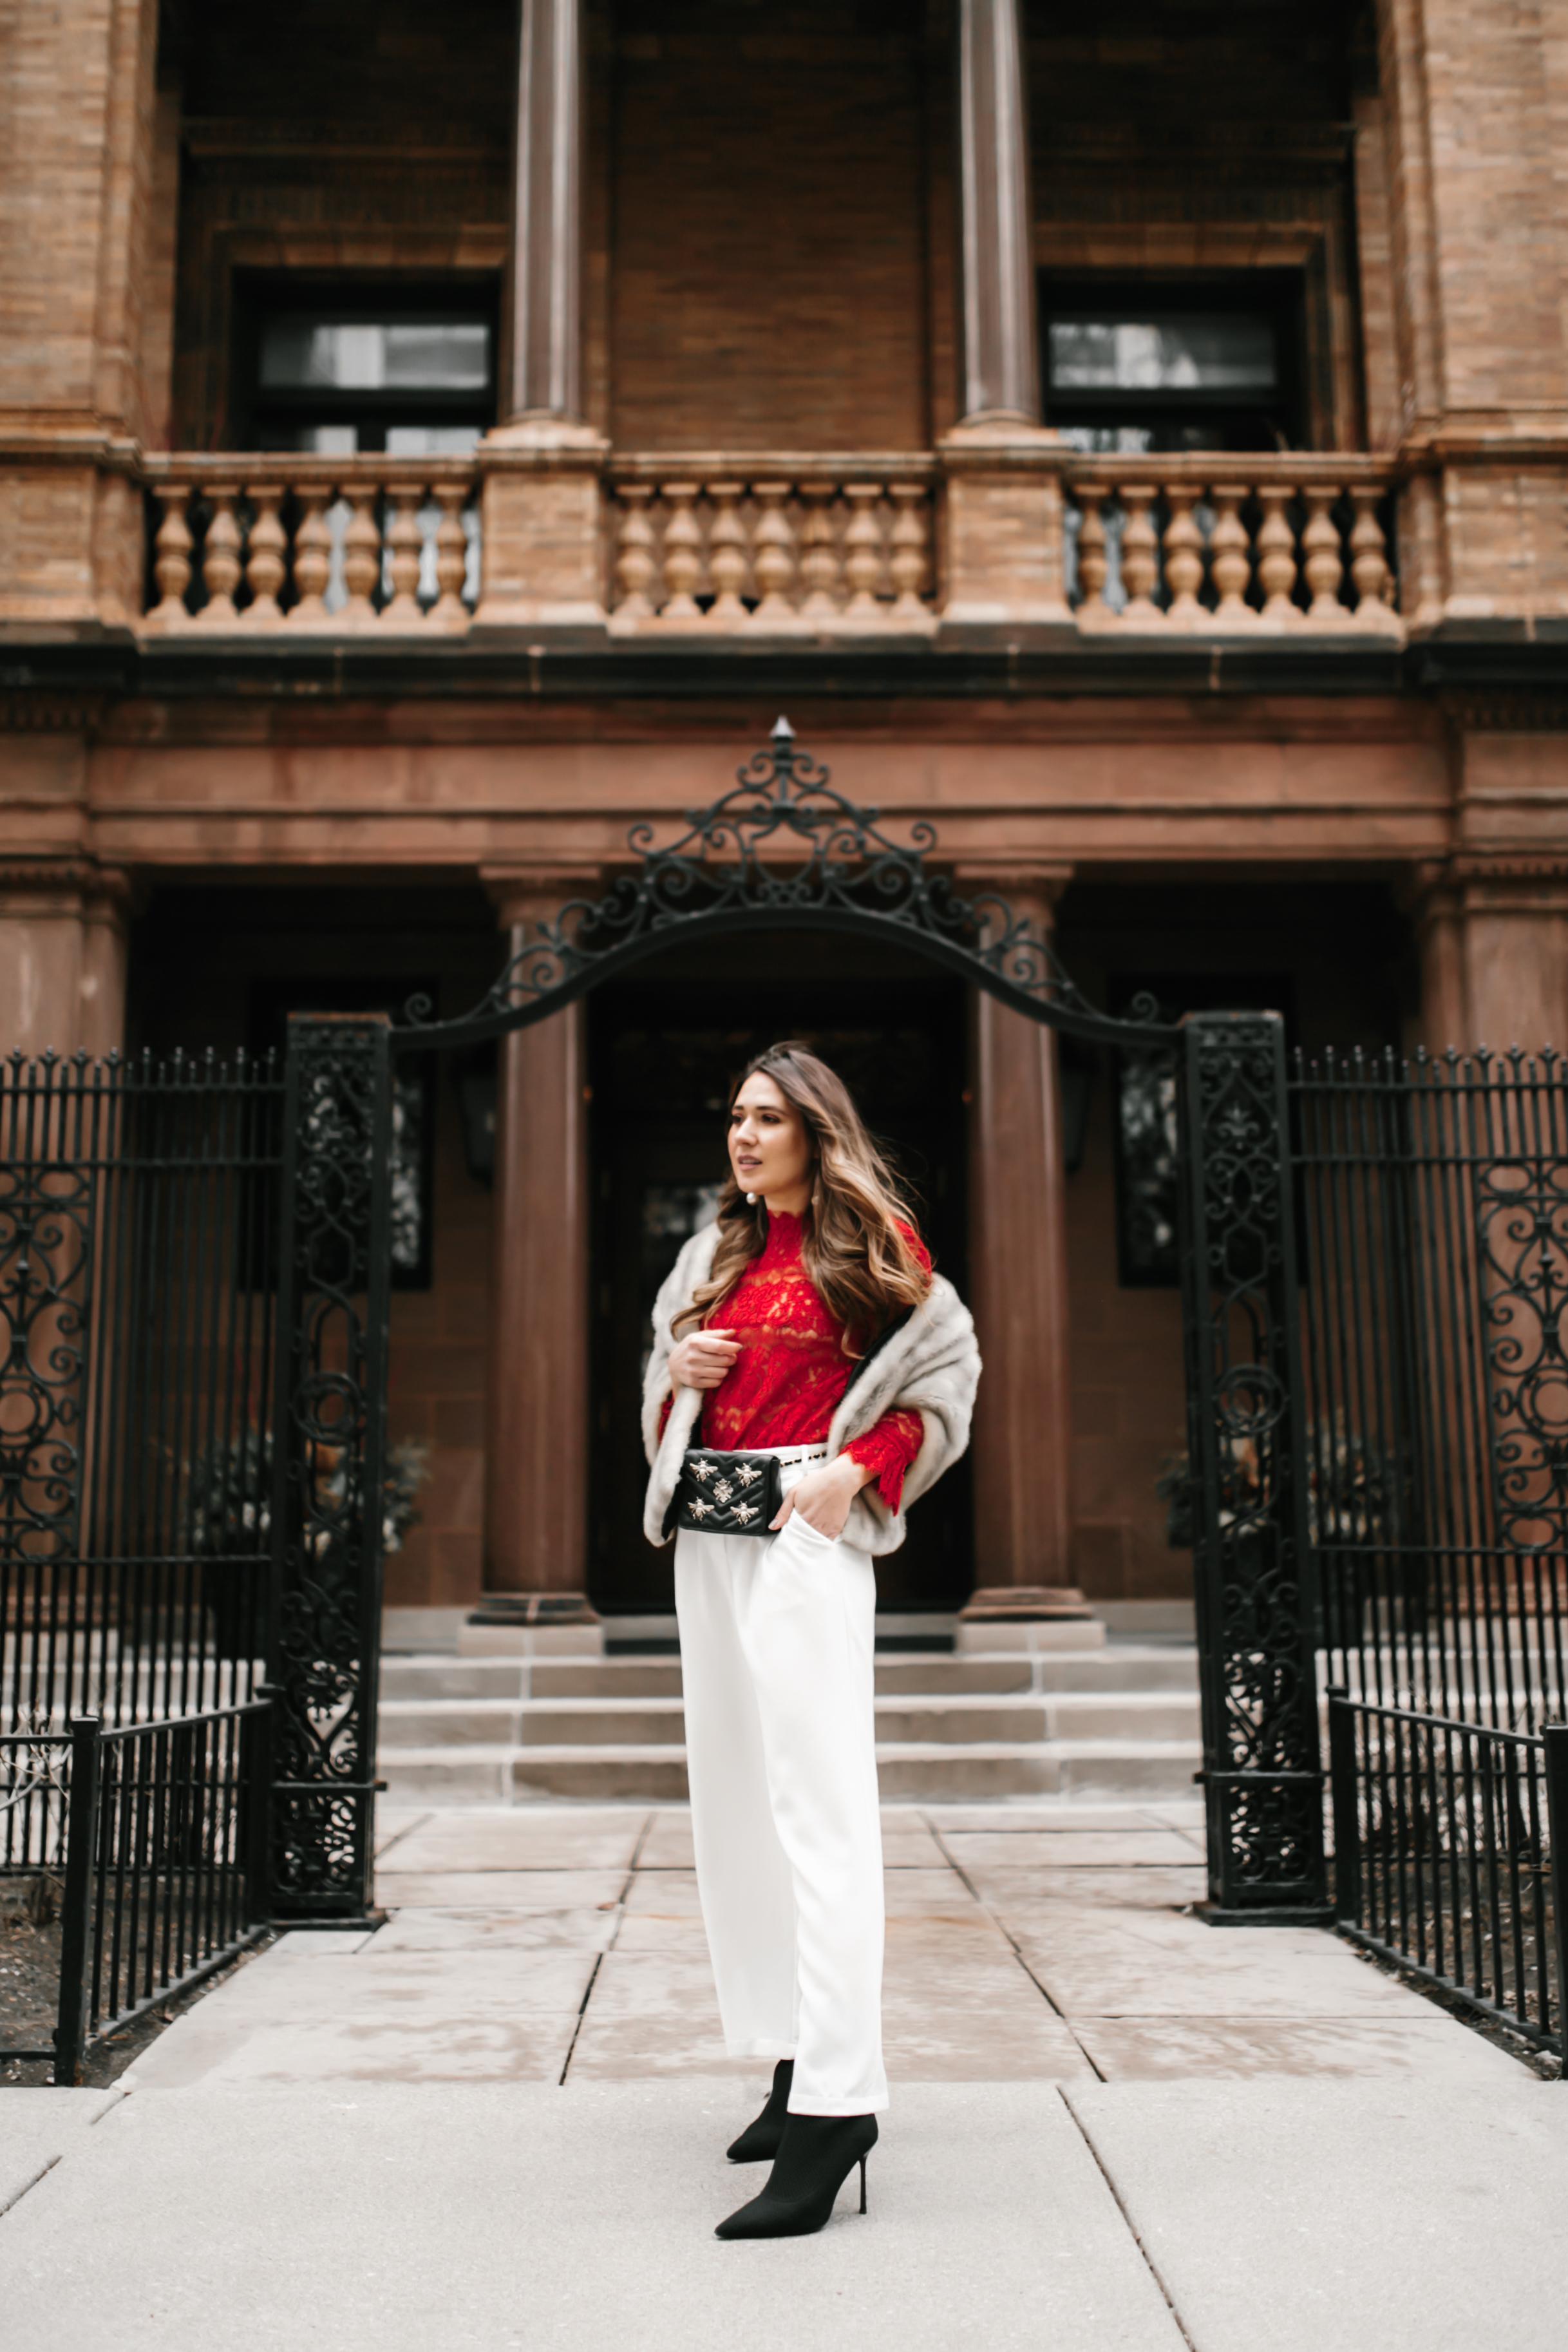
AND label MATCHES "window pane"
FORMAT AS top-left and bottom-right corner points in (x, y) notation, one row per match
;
(260, 319), (490, 392)
(1048, 317), (1276, 392)
(384, 424), (484, 455)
